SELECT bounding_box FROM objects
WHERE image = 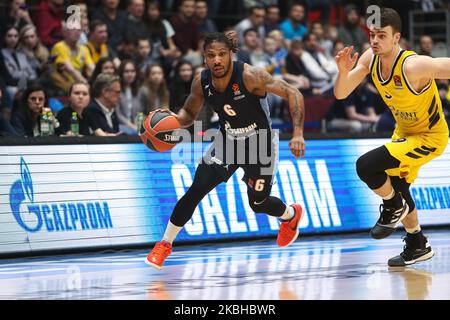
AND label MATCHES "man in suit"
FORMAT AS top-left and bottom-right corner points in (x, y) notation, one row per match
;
(88, 73), (122, 134)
